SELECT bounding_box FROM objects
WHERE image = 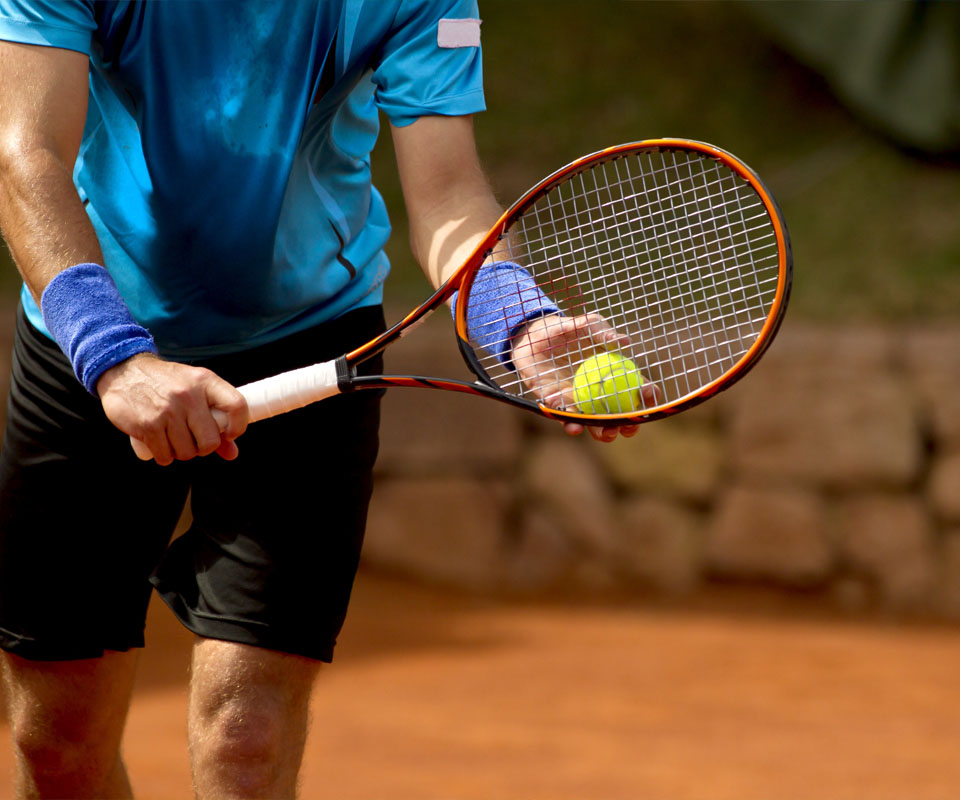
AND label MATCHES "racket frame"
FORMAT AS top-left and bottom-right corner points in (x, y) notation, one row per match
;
(337, 138), (791, 426)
